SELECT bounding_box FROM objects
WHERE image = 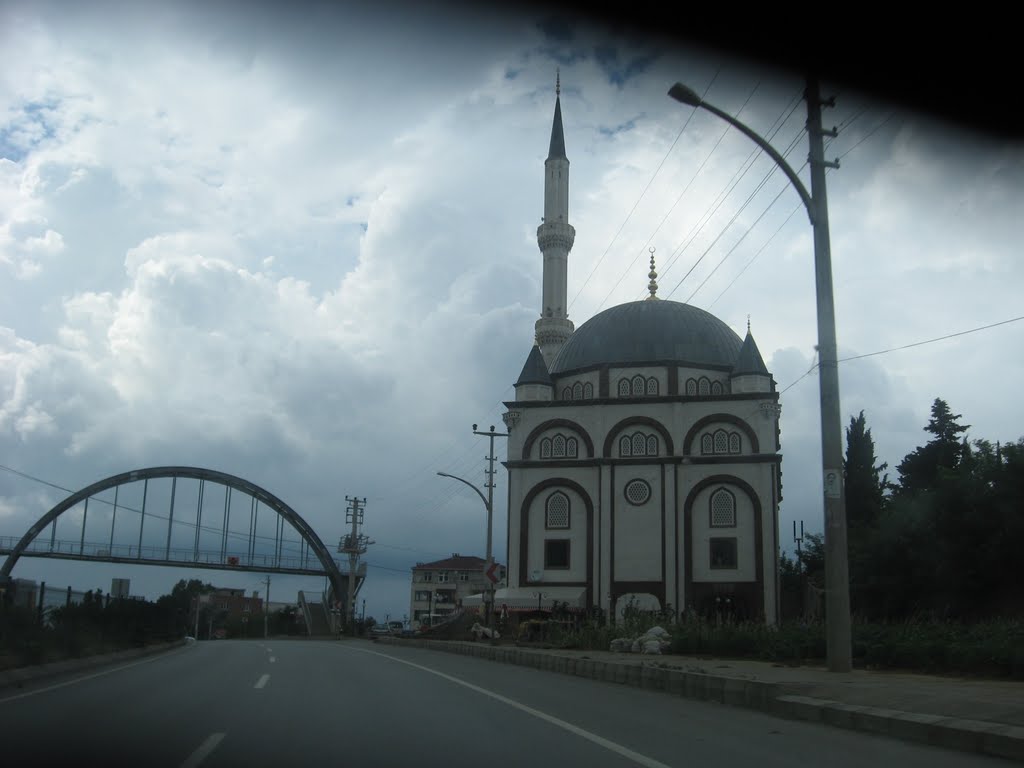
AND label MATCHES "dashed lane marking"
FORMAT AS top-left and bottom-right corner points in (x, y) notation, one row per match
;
(254, 673), (270, 689)
(180, 732), (225, 768)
